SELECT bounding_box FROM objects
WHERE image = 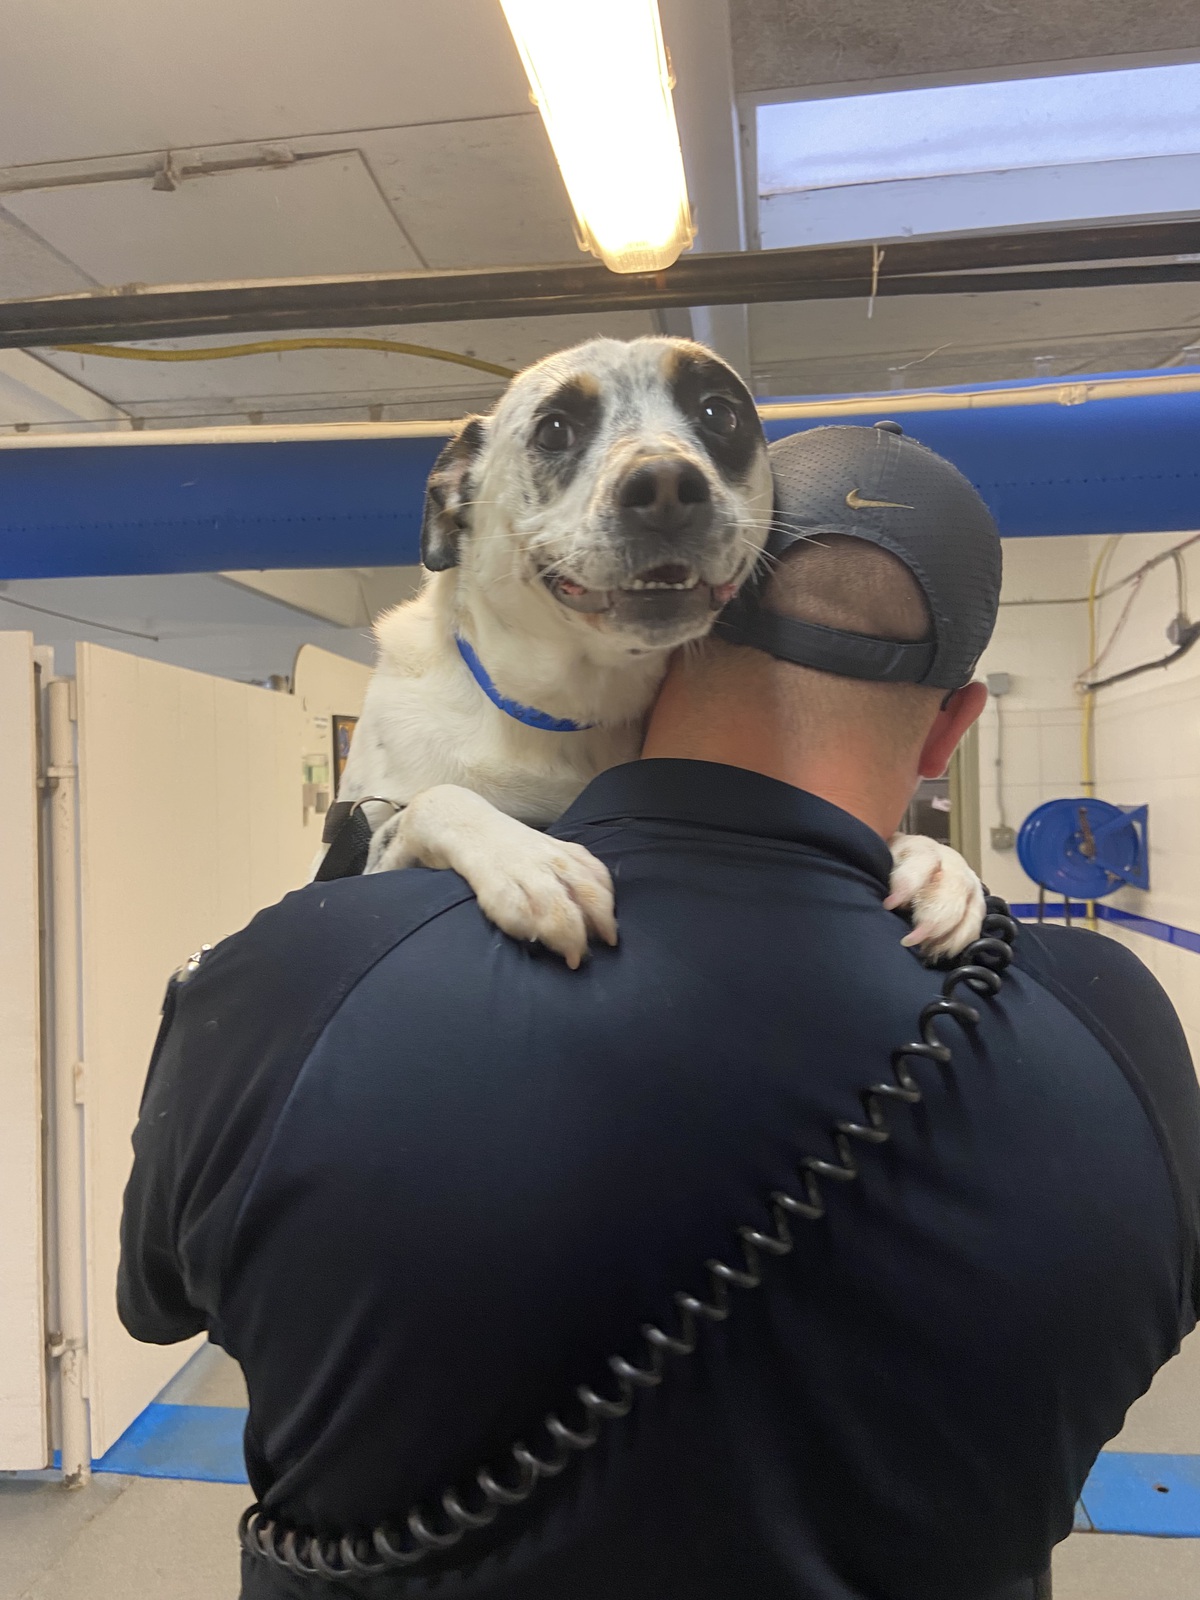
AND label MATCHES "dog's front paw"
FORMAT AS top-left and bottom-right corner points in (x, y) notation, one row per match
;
(885, 833), (986, 962)
(367, 784), (617, 968)
(468, 831), (617, 970)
